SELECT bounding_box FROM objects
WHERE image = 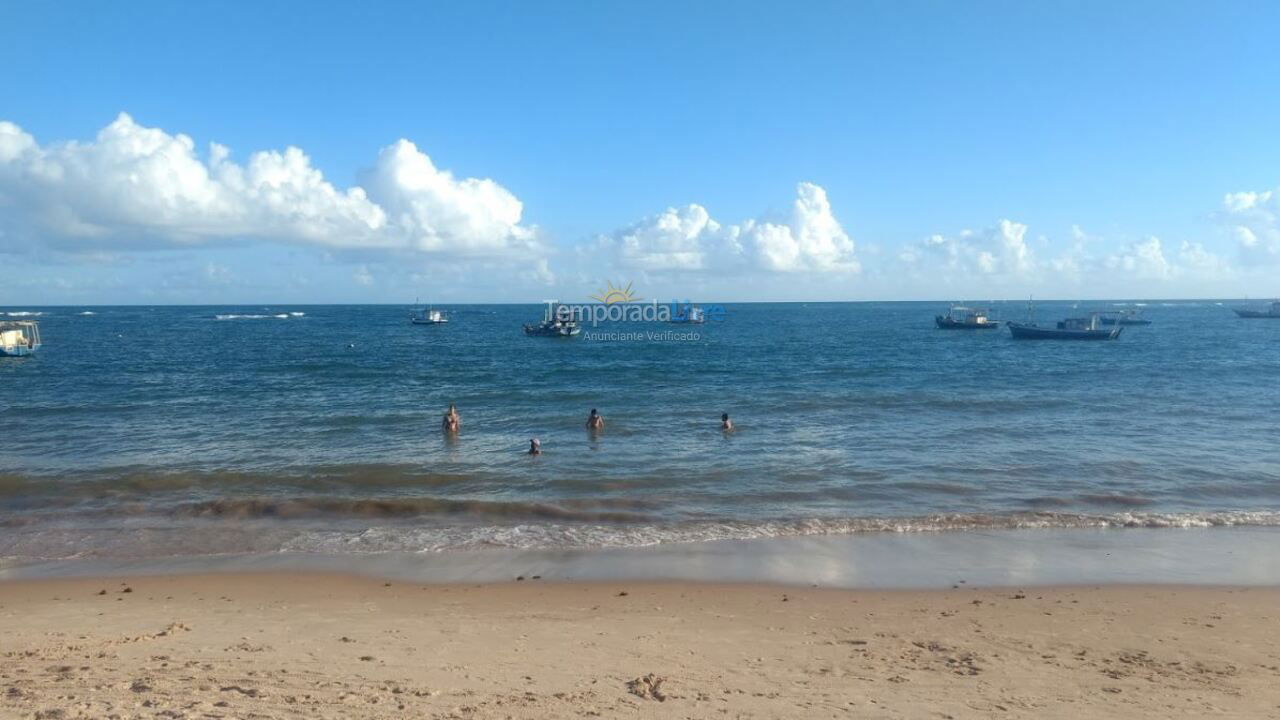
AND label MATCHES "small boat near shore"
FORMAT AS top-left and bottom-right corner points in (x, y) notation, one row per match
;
(1232, 300), (1280, 318)
(935, 305), (1000, 329)
(0, 320), (42, 356)
(1008, 313), (1122, 340)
